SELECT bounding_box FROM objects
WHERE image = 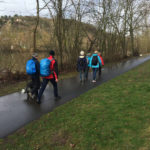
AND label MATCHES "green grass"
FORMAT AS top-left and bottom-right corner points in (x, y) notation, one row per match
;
(0, 71), (78, 97)
(1, 61), (150, 150)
